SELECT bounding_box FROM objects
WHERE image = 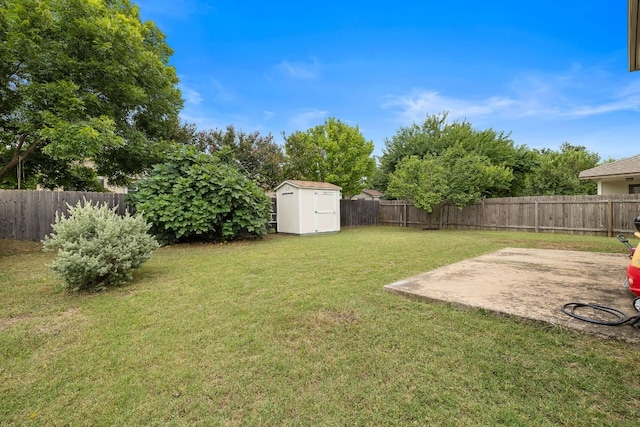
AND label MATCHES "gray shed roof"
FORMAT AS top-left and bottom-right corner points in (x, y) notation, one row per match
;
(275, 180), (342, 191)
(362, 189), (383, 197)
(579, 155), (640, 179)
